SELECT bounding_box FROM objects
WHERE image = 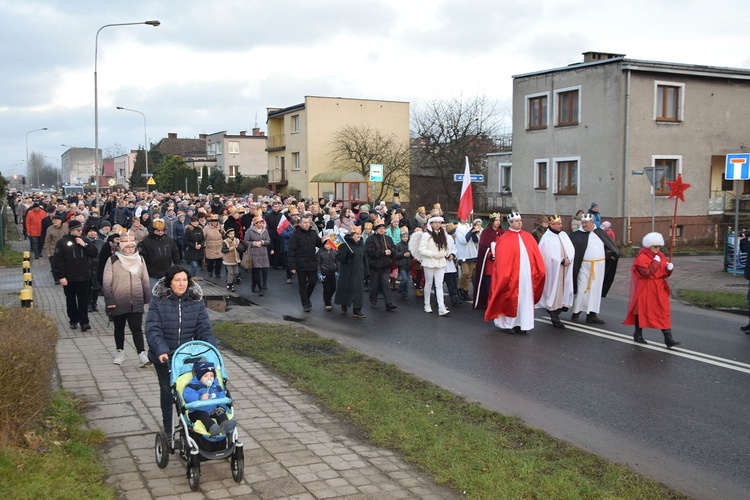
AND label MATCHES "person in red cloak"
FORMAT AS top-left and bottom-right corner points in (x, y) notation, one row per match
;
(472, 213), (505, 309)
(484, 211), (545, 334)
(623, 232), (681, 348)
